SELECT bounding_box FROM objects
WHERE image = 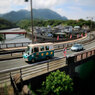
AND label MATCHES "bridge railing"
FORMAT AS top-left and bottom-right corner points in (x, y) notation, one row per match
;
(0, 57), (66, 87)
(74, 48), (95, 62)
(0, 42), (32, 49)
